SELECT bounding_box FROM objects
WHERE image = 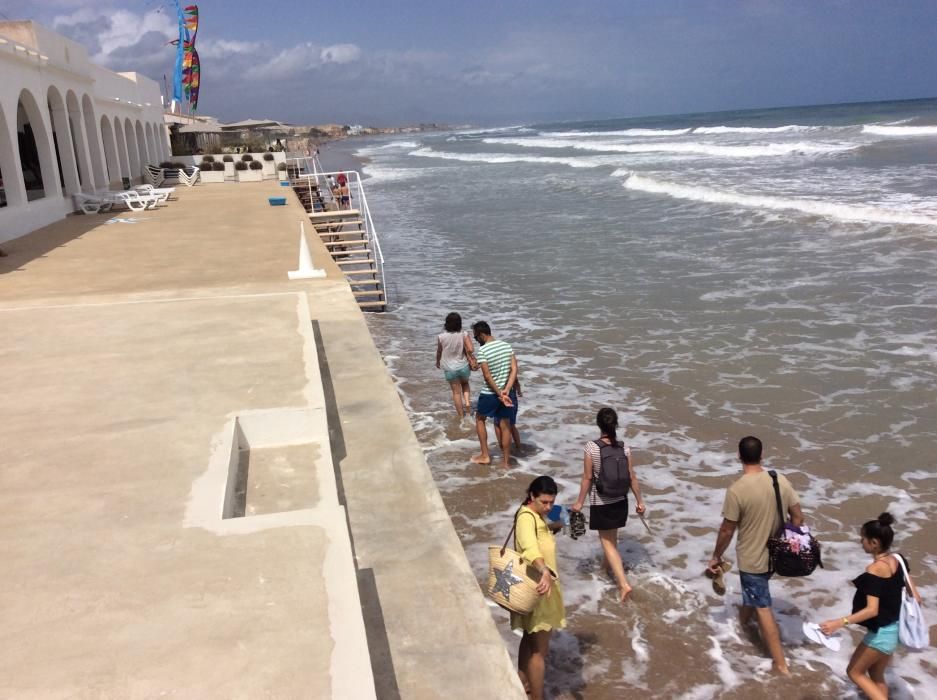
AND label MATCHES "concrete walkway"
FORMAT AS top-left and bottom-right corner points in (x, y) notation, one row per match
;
(0, 181), (523, 699)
